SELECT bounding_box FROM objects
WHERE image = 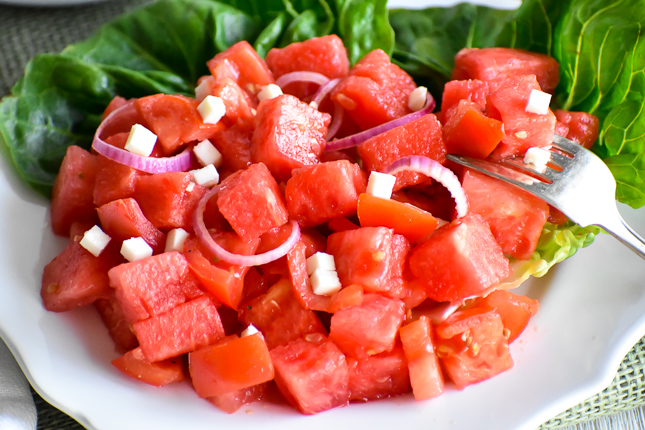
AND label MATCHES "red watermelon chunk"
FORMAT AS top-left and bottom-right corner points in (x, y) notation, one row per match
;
(93, 153), (140, 207)
(270, 335), (350, 415)
(357, 114), (446, 191)
(284, 160), (367, 227)
(205, 76), (257, 125)
(206, 382), (270, 414)
(97, 198), (167, 254)
(50, 145), (98, 236)
(452, 47), (560, 94)
(554, 109), (600, 149)
(216, 163), (289, 242)
(486, 74), (556, 160)
(462, 169), (549, 260)
(238, 278), (326, 350)
(133, 295), (225, 362)
(408, 214), (511, 303)
(329, 293), (406, 359)
(265, 35), (350, 99)
(108, 251), (204, 323)
(210, 122), (254, 172)
(251, 94), (331, 182)
(347, 343), (410, 402)
(440, 79), (489, 124)
(94, 291), (139, 353)
(42, 234), (121, 312)
(134, 94), (223, 155)
(207, 41), (274, 95)
(327, 227), (410, 298)
(134, 172), (196, 231)
(331, 49), (416, 130)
